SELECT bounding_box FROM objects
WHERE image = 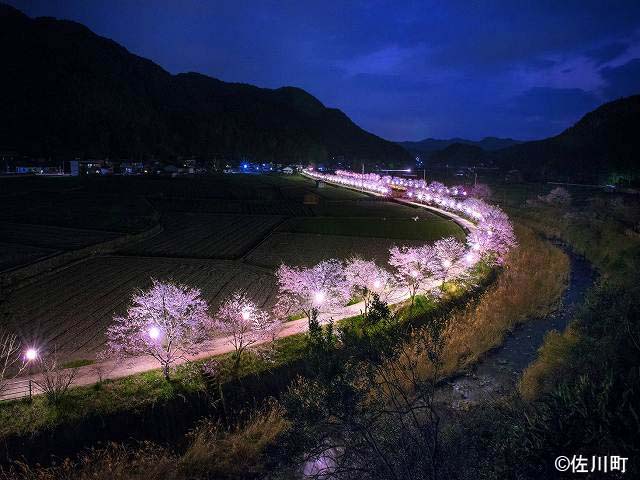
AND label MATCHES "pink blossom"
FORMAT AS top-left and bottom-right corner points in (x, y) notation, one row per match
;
(104, 279), (210, 379)
(344, 256), (394, 316)
(215, 291), (280, 367)
(275, 259), (350, 324)
(388, 244), (439, 304)
(433, 236), (467, 283)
